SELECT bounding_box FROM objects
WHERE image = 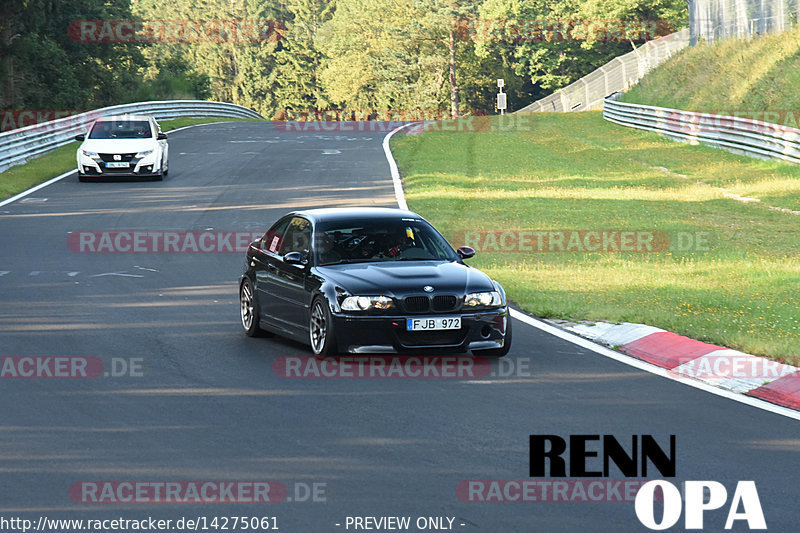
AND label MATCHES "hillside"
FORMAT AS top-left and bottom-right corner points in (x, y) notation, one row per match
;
(621, 26), (800, 126)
